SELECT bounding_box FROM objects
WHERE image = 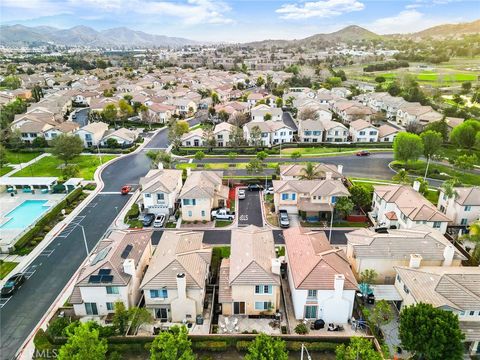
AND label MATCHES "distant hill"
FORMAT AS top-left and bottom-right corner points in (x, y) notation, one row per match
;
(405, 19), (480, 39)
(0, 24), (199, 48)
